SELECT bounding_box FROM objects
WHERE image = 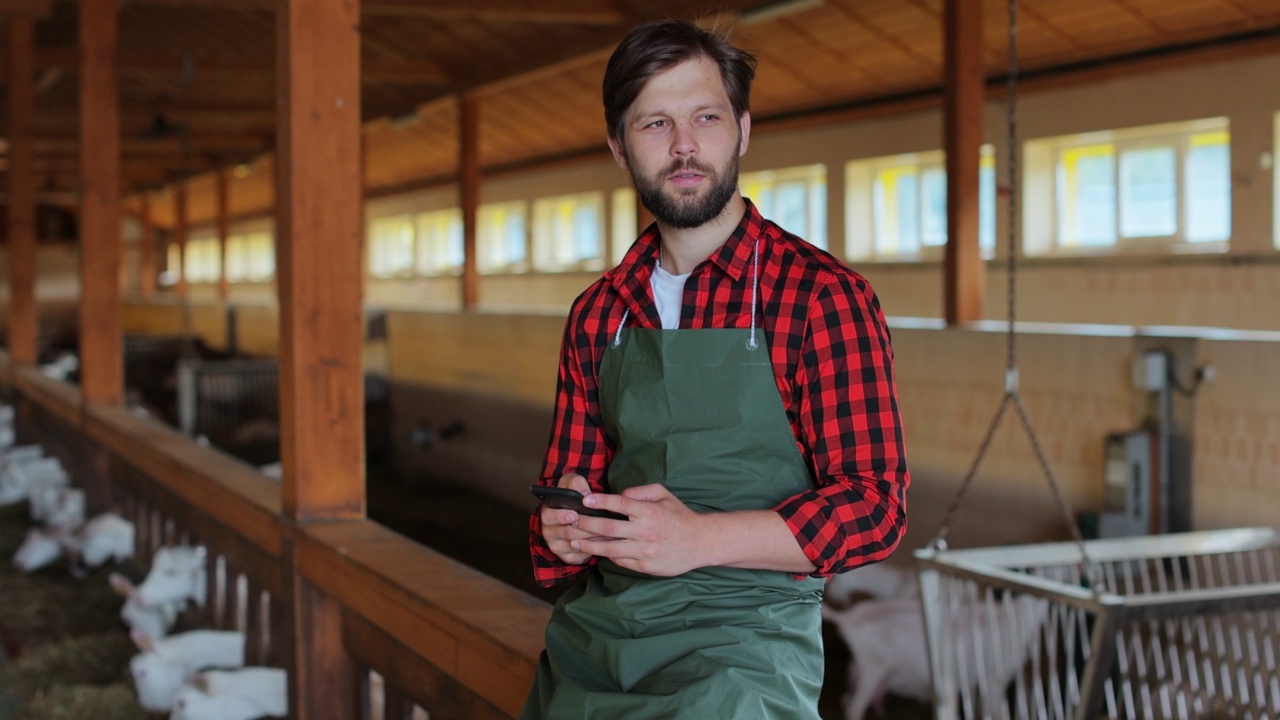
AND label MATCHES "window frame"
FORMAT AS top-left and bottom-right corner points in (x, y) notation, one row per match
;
(1030, 117), (1231, 257)
(183, 237), (222, 283)
(367, 215), (417, 279)
(530, 192), (606, 273)
(224, 231), (275, 283)
(477, 200), (531, 275)
(740, 163), (828, 250)
(413, 208), (464, 277)
(844, 145), (997, 263)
